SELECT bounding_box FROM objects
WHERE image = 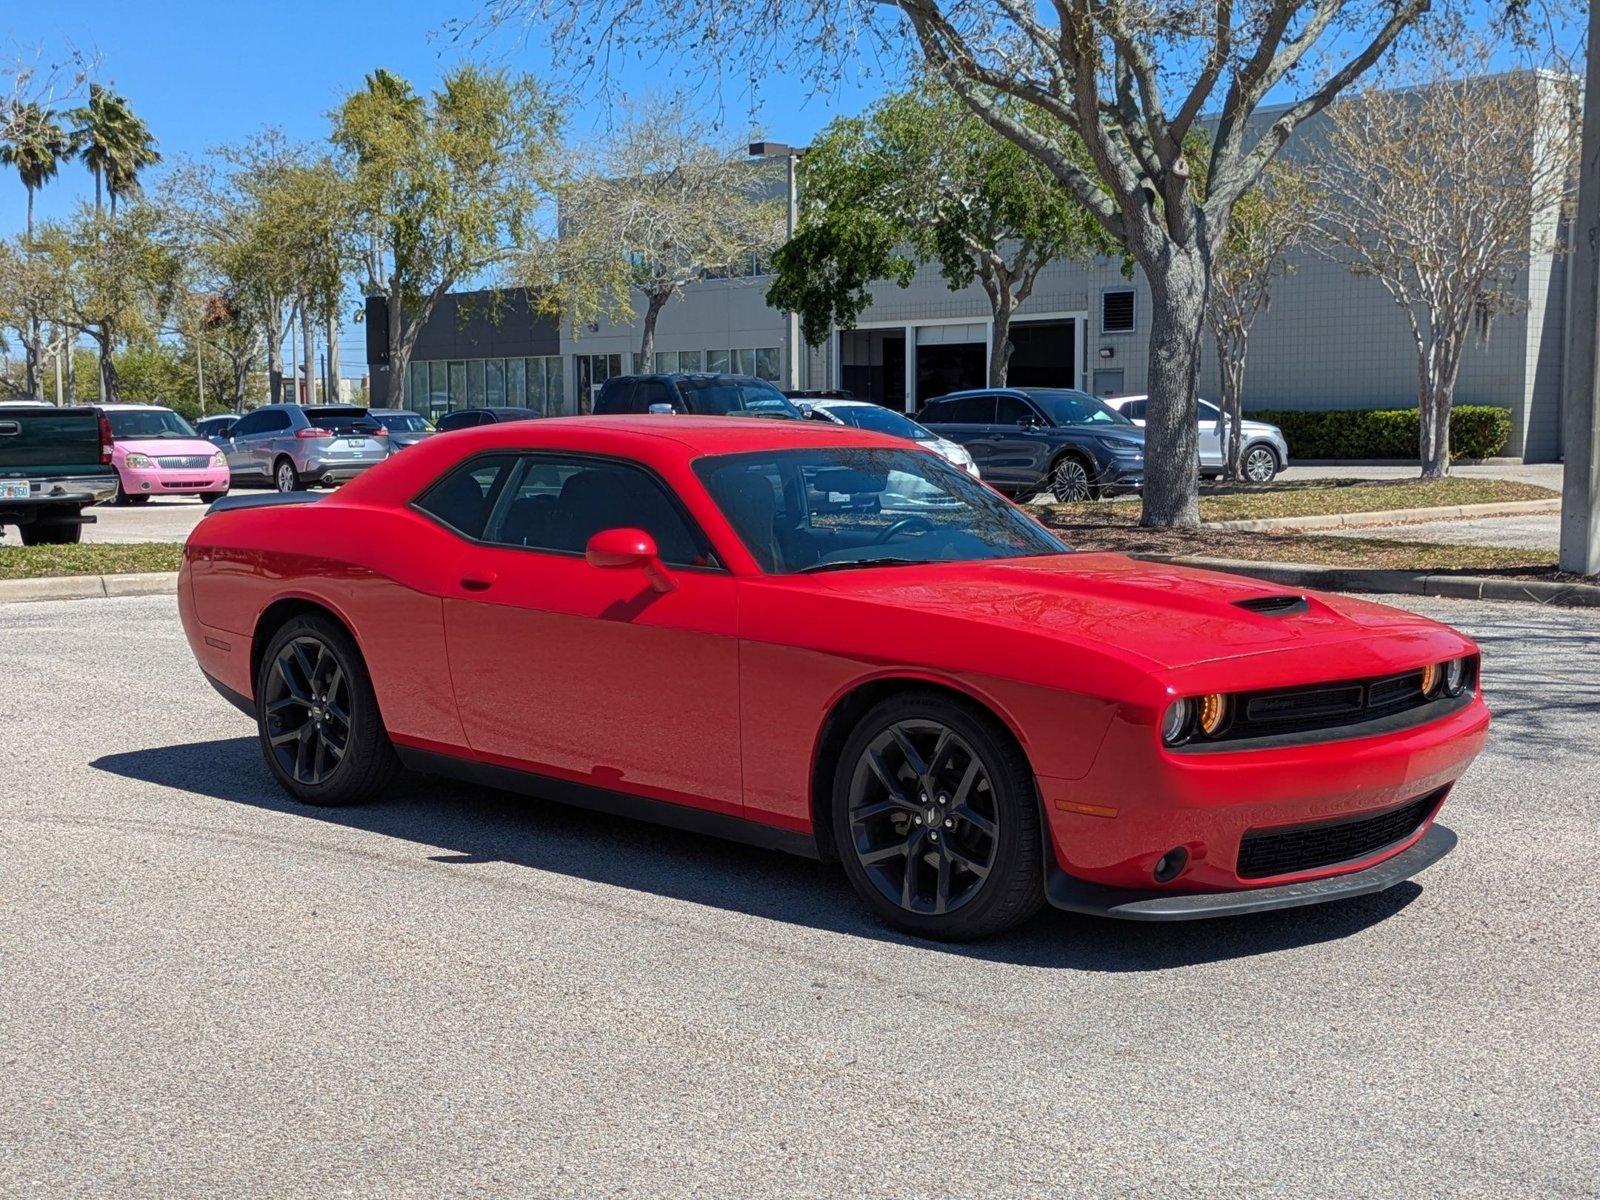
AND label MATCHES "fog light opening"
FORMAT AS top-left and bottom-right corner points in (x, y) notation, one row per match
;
(1153, 846), (1188, 884)
(139, 481), (152, 491)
